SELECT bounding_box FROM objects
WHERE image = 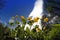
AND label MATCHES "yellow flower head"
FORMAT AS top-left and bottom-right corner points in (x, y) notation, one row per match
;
(44, 17), (48, 22)
(36, 17), (40, 20)
(34, 17), (40, 22)
(12, 16), (15, 20)
(27, 17), (32, 21)
(20, 16), (25, 19)
(36, 28), (40, 32)
(15, 15), (18, 18)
